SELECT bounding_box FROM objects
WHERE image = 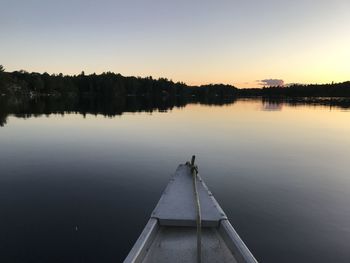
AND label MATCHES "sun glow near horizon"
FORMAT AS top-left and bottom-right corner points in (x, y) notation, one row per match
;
(1, 0), (350, 88)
